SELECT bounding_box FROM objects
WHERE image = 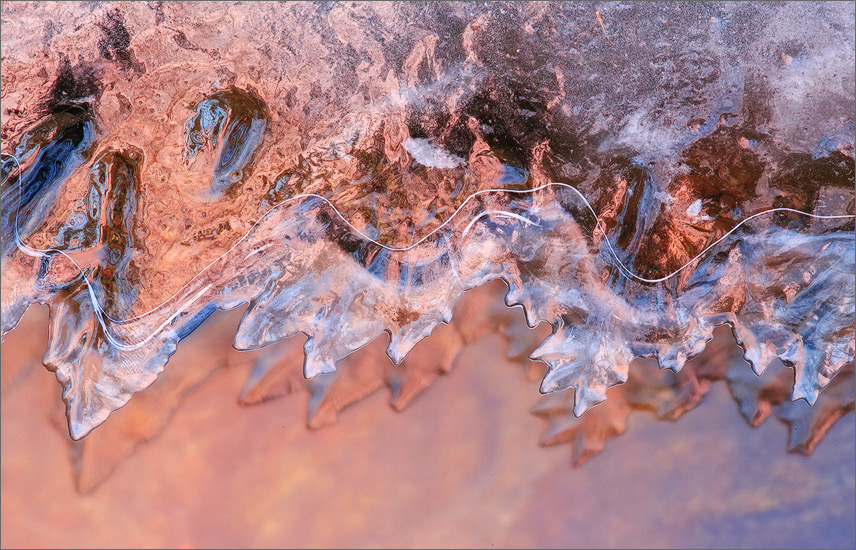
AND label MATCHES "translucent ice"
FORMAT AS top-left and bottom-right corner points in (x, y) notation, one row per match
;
(0, 1), (853, 445)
